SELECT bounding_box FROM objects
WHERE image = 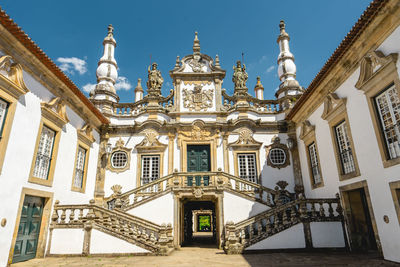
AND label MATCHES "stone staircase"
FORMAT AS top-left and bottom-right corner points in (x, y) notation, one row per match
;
(107, 171), (278, 211)
(49, 200), (174, 255)
(223, 195), (344, 254)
